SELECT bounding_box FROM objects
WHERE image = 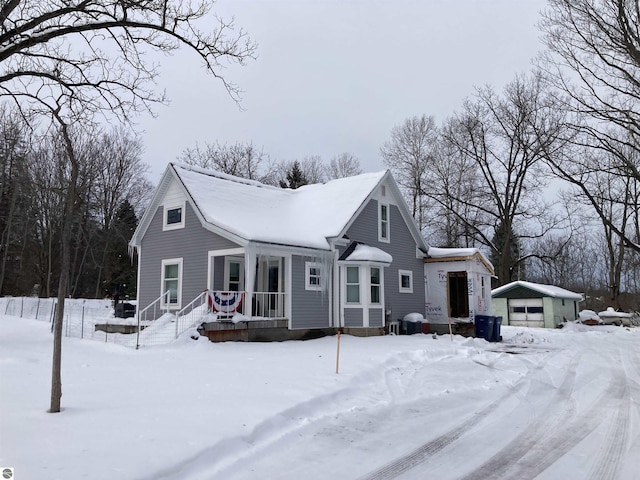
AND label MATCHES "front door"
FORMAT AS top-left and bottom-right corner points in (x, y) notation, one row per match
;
(257, 257), (283, 317)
